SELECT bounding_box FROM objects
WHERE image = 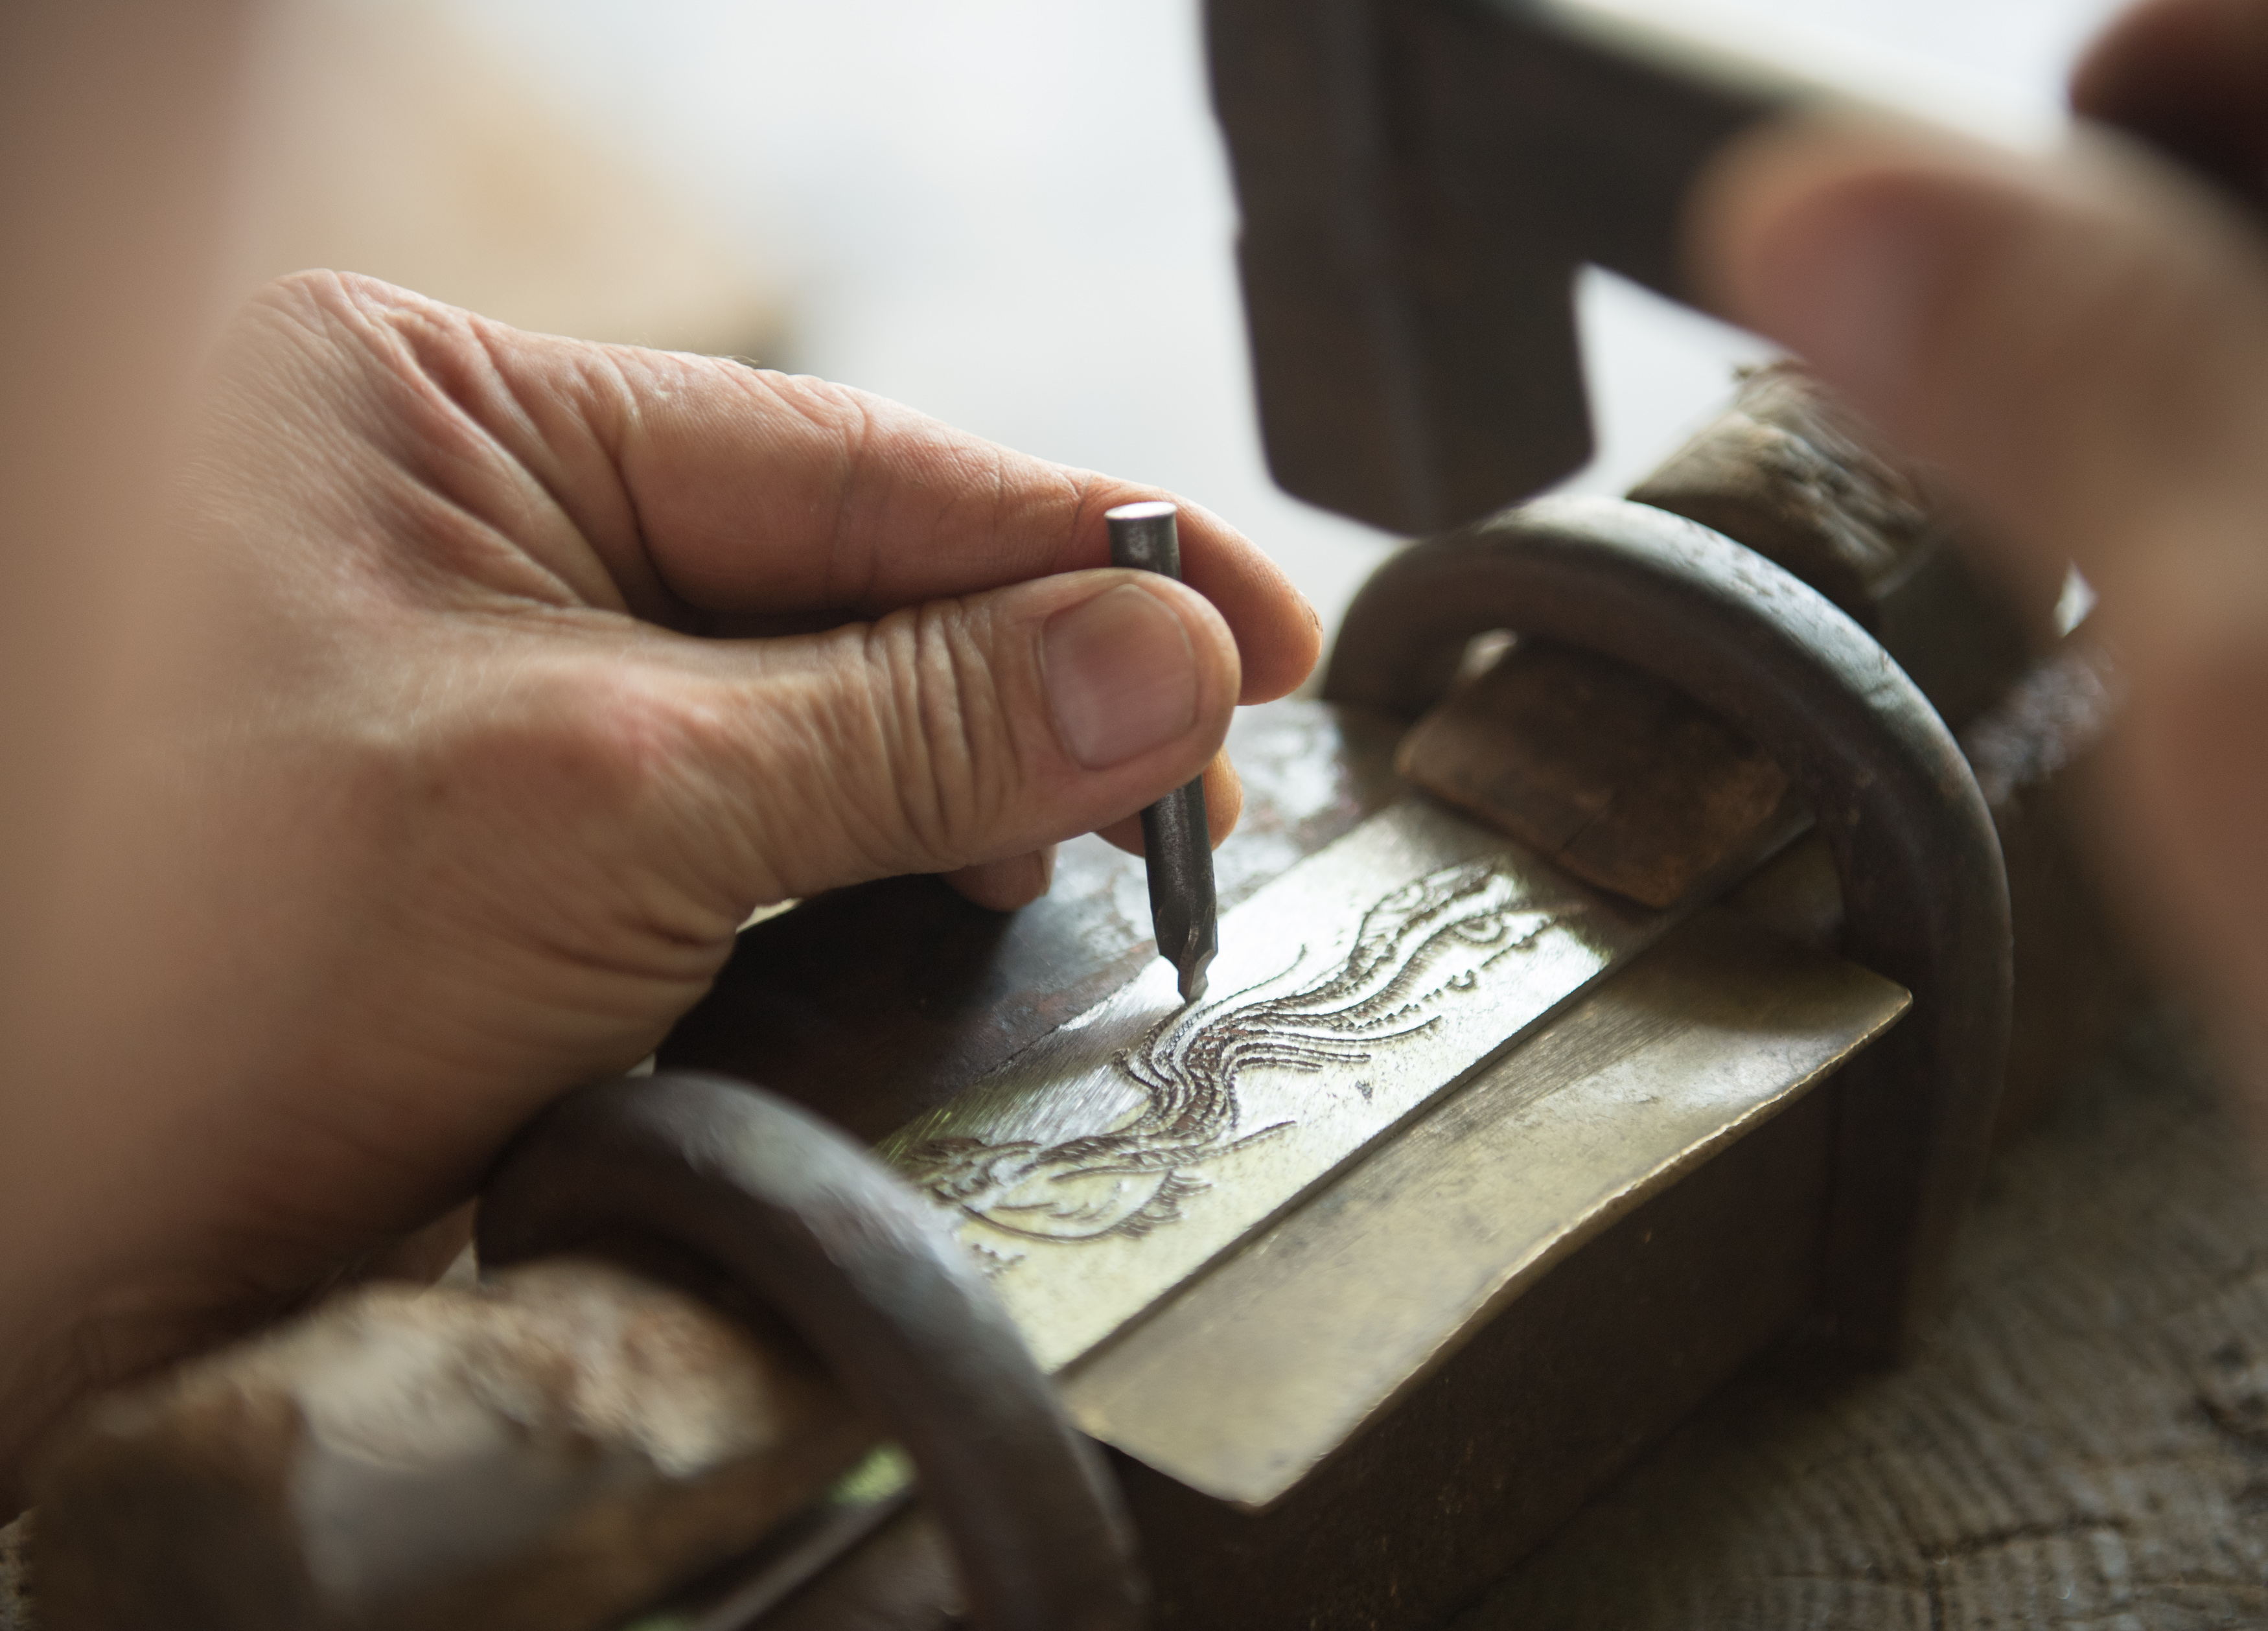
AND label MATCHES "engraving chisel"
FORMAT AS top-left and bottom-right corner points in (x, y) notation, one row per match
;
(1104, 500), (1218, 1004)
